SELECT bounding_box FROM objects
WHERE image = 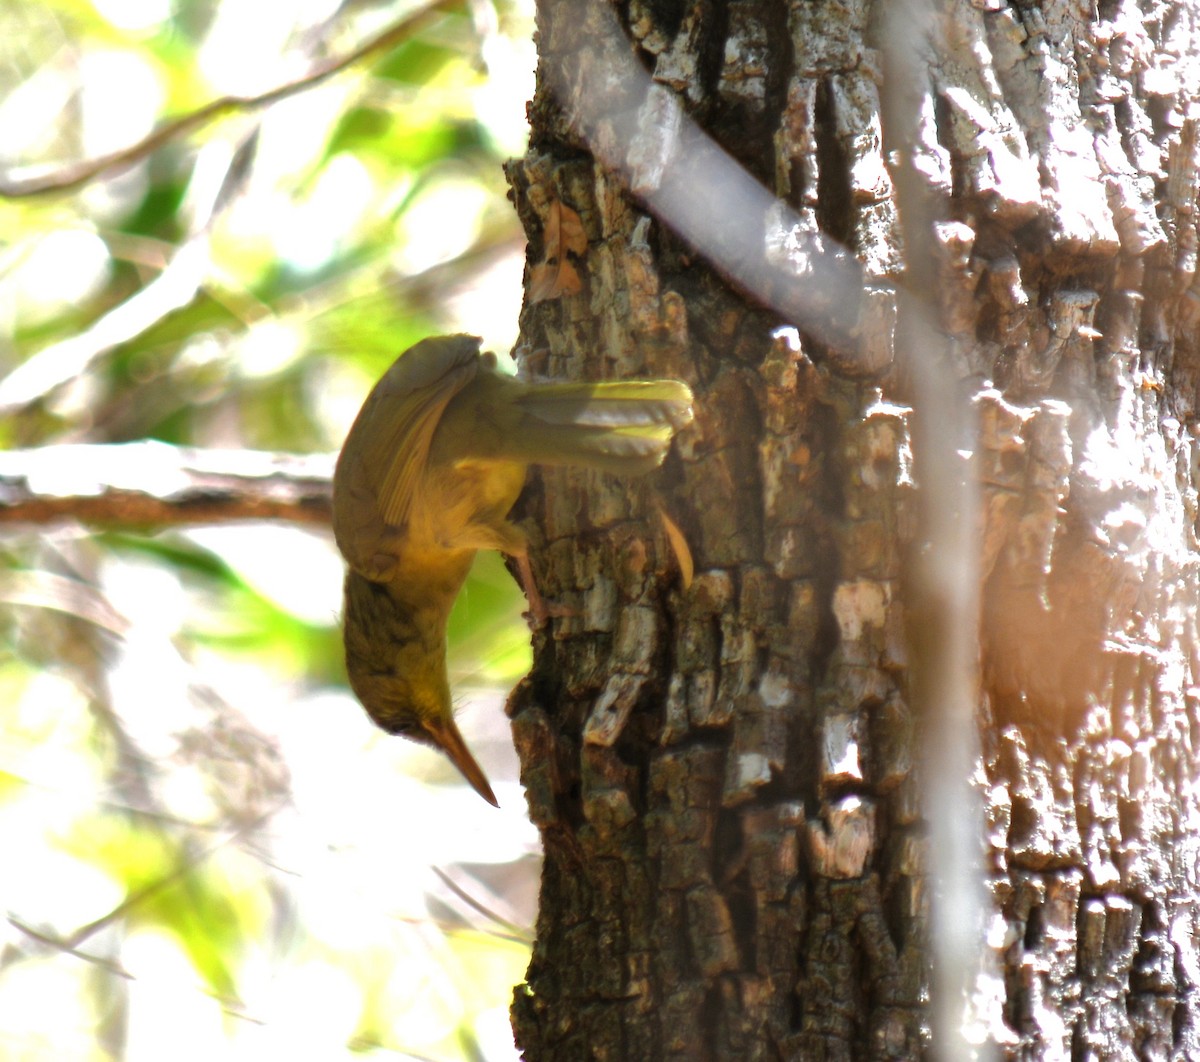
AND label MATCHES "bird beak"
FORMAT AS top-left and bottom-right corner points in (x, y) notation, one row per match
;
(424, 717), (499, 807)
